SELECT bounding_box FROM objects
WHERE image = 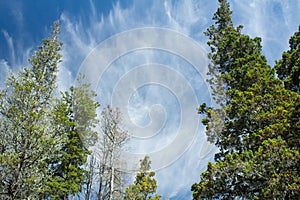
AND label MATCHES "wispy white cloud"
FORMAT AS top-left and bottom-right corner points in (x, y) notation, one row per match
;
(1, 0), (299, 198)
(231, 0), (300, 65)
(57, 1), (215, 199)
(56, 0), (300, 199)
(2, 30), (16, 67)
(164, 0), (216, 35)
(0, 59), (10, 88)
(0, 29), (32, 86)
(0, 1), (33, 73)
